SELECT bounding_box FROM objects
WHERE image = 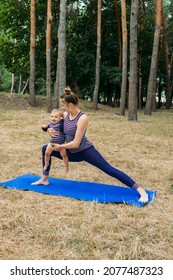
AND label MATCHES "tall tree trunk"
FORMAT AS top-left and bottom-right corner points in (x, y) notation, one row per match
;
(10, 73), (15, 93)
(152, 80), (157, 111)
(144, 0), (162, 115)
(138, 0), (146, 109)
(18, 74), (22, 93)
(11, 39), (16, 93)
(54, 0), (67, 108)
(138, 74), (142, 109)
(119, 0), (127, 115)
(29, 0), (36, 106)
(128, 0), (138, 121)
(21, 78), (30, 94)
(46, 0), (53, 112)
(93, 0), (102, 110)
(113, 0), (122, 70)
(162, 6), (172, 109)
